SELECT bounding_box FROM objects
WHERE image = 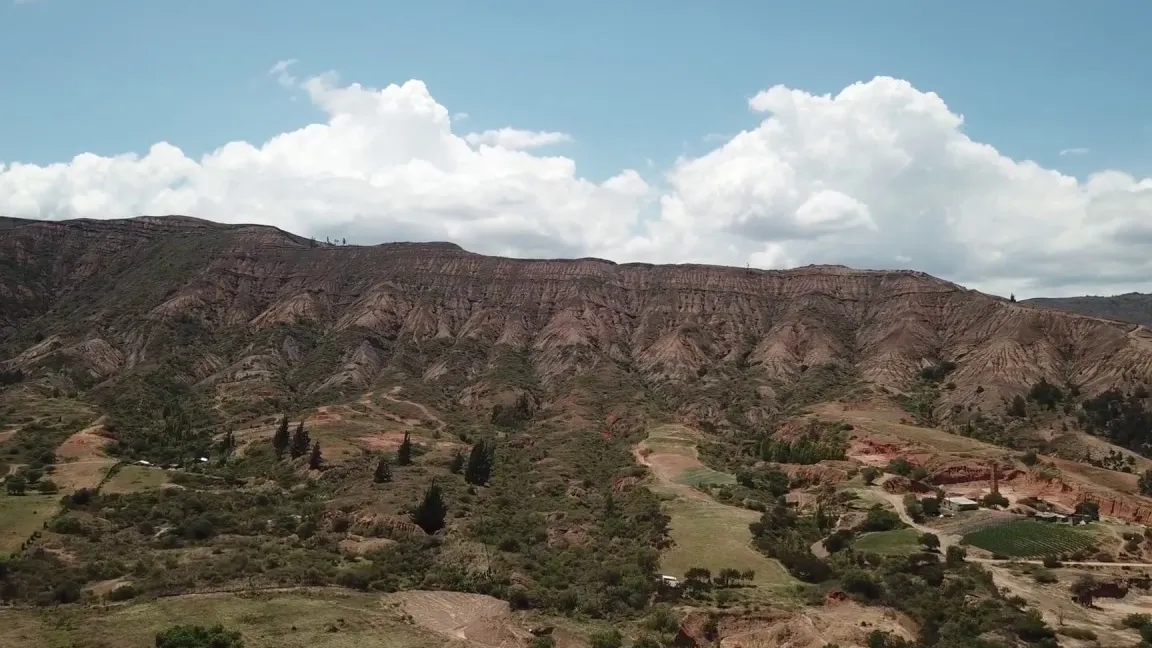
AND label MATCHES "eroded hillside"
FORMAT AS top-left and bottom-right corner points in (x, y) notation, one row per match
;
(5, 216), (1152, 444)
